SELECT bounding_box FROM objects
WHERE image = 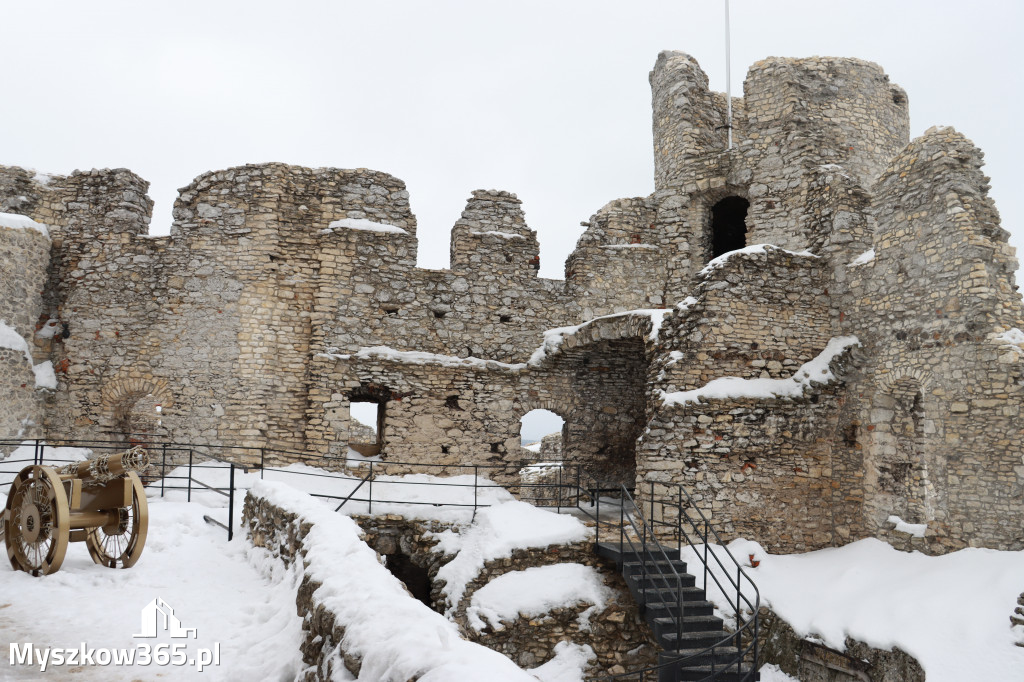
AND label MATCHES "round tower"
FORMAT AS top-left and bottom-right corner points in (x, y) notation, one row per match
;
(650, 51), (733, 191)
(743, 56), (910, 186)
